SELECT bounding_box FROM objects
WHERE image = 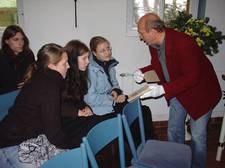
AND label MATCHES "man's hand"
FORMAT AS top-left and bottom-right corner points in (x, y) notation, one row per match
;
(140, 84), (165, 98)
(133, 69), (144, 83)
